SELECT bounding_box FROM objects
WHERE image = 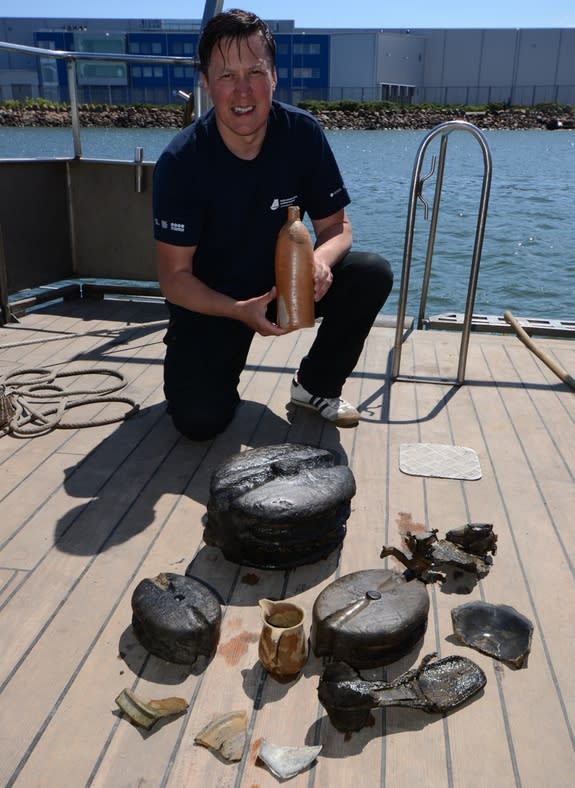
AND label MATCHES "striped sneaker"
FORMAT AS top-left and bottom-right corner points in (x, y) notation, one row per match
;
(290, 377), (360, 427)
